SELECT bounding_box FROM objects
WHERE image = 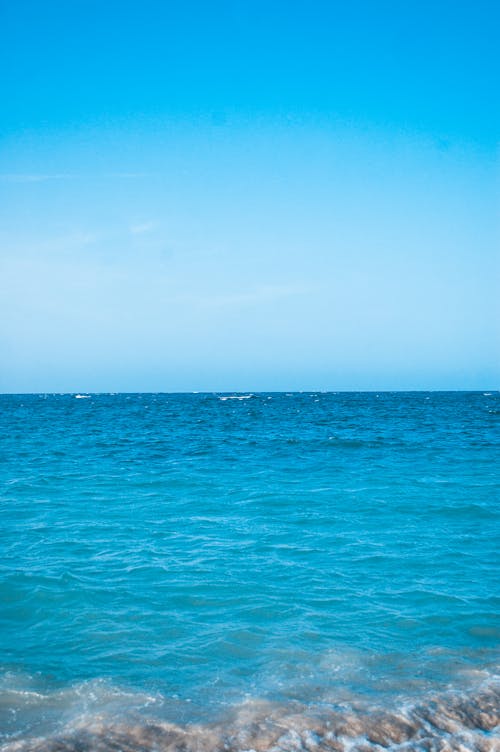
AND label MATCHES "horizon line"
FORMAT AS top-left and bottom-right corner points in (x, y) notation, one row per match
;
(0, 389), (497, 396)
